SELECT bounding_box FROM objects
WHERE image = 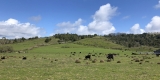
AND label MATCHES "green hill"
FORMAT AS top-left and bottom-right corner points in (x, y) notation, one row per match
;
(74, 37), (125, 50)
(1, 36), (157, 53)
(4, 37), (58, 52)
